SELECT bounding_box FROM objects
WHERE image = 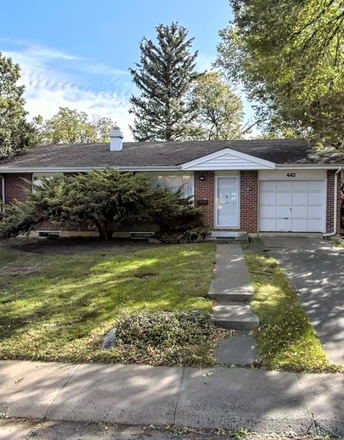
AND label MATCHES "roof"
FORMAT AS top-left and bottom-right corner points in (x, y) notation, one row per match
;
(0, 139), (344, 170)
